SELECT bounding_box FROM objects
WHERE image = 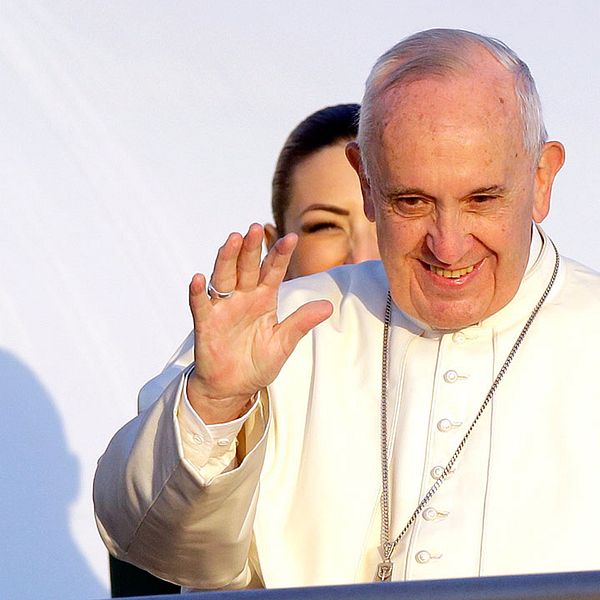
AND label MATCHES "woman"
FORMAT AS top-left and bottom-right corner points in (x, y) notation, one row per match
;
(109, 103), (379, 598)
(265, 104), (379, 279)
